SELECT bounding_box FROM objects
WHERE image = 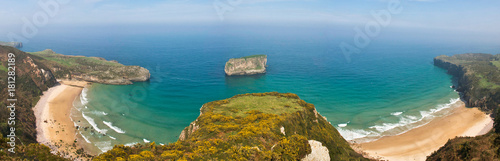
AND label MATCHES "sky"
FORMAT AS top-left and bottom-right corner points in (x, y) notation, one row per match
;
(1, 0), (500, 43)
